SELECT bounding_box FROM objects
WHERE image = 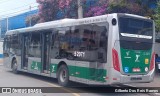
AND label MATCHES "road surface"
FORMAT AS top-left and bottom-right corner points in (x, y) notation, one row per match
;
(0, 65), (158, 96)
